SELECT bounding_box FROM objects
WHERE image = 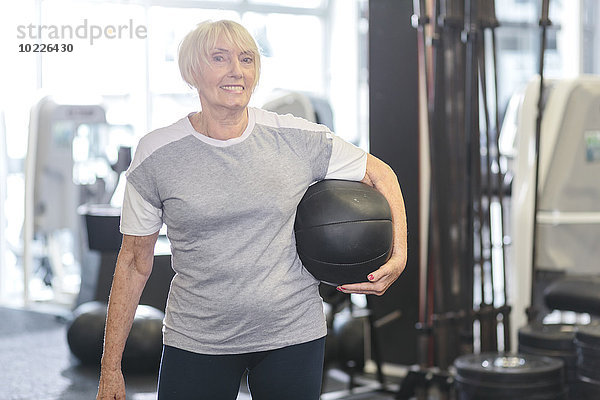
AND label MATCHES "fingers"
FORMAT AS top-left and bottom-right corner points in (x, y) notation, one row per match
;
(97, 369), (126, 400)
(337, 281), (388, 296)
(336, 259), (404, 296)
(337, 269), (392, 296)
(366, 267), (386, 283)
